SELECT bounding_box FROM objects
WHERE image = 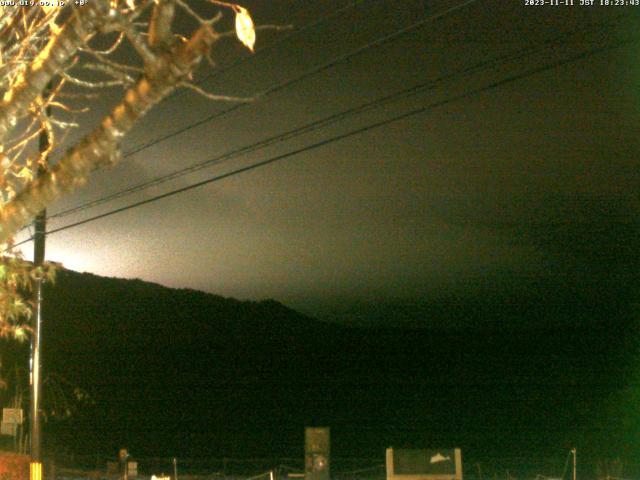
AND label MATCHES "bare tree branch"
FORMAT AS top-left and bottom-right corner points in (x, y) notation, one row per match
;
(0, 1), (262, 335)
(0, 2), (111, 143)
(178, 81), (253, 102)
(148, 0), (176, 49)
(0, 23), (220, 243)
